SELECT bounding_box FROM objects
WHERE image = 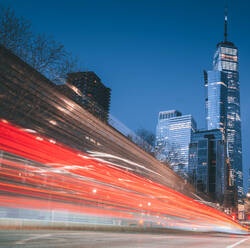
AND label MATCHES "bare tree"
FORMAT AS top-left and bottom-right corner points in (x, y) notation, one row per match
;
(51, 52), (80, 84)
(0, 6), (79, 83)
(134, 128), (155, 153)
(0, 6), (32, 59)
(155, 141), (184, 170)
(27, 34), (65, 74)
